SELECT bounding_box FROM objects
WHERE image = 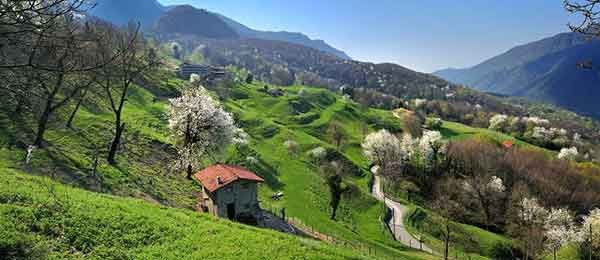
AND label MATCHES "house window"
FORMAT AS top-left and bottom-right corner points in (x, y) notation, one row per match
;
(242, 183), (250, 189)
